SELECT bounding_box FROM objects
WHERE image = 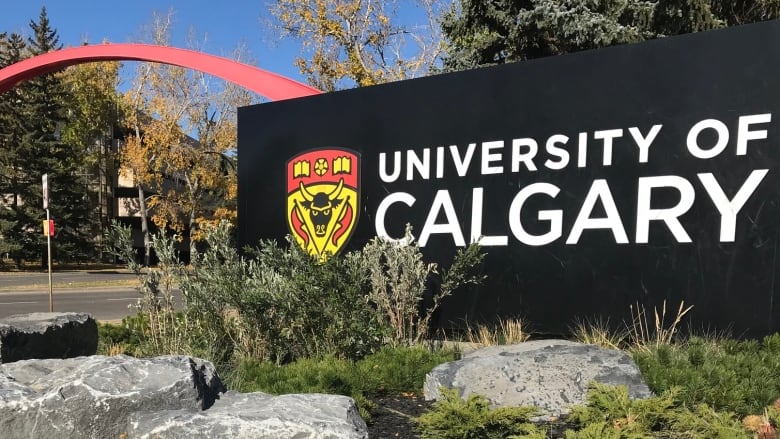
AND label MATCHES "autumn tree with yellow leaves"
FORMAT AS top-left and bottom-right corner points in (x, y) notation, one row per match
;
(269, 0), (446, 91)
(60, 58), (123, 259)
(123, 11), (252, 260)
